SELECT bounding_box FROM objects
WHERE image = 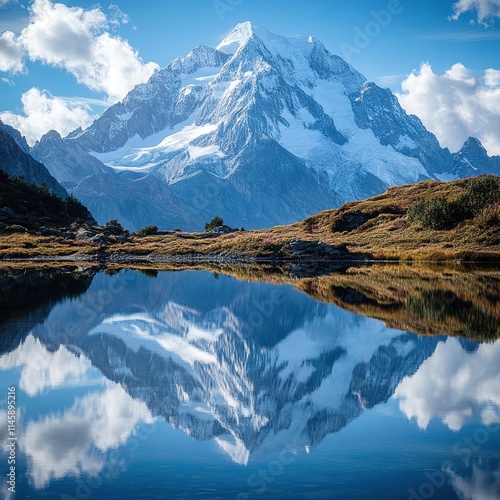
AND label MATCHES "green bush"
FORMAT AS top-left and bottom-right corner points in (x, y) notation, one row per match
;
(204, 215), (224, 232)
(136, 225), (158, 237)
(461, 175), (500, 216)
(408, 175), (500, 230)
(104, 219), (126, 234)
(408, 198), (466, 230)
